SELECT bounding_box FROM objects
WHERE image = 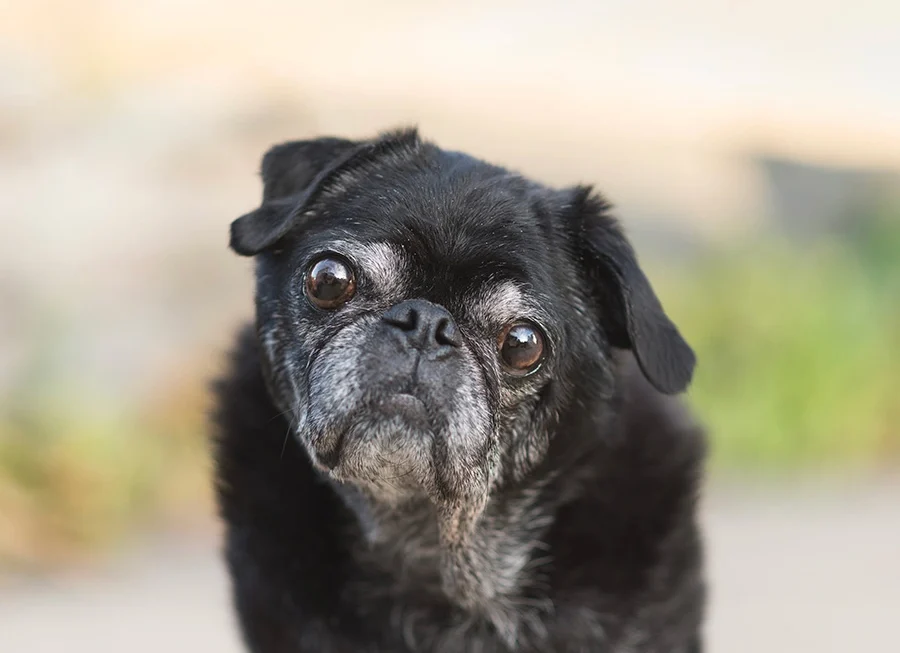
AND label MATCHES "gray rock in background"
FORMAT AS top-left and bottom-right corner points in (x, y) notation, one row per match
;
(759, 156), (900, 241)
